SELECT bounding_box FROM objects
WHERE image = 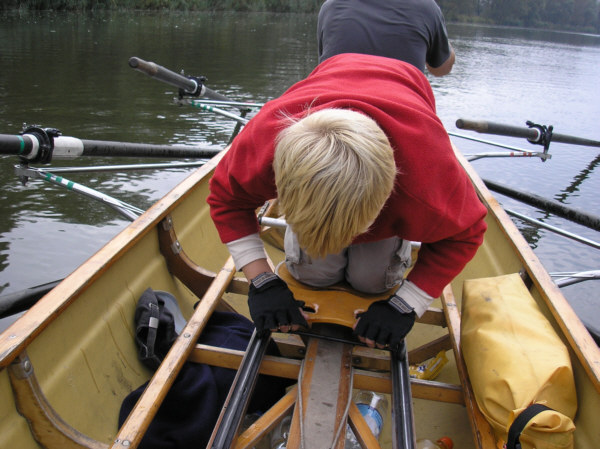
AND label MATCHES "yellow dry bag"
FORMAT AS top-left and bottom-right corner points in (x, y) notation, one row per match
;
(461, 273), (577, 449)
